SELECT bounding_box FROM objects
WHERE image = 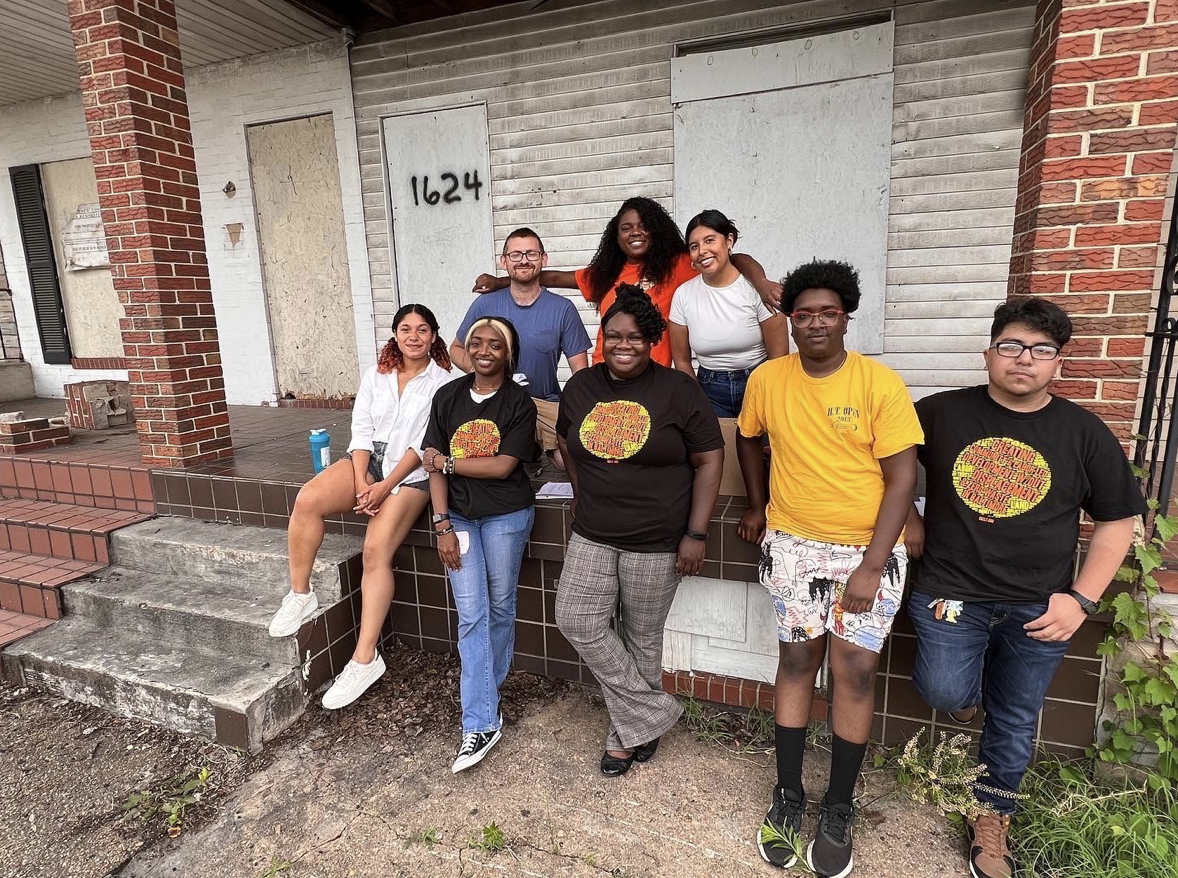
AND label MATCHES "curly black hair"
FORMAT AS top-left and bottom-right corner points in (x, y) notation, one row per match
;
(781, 259), (862, 314)
(991, 297), (1073, 347)
(601, 283), (667, 345)
(582, 197), (686, 309)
